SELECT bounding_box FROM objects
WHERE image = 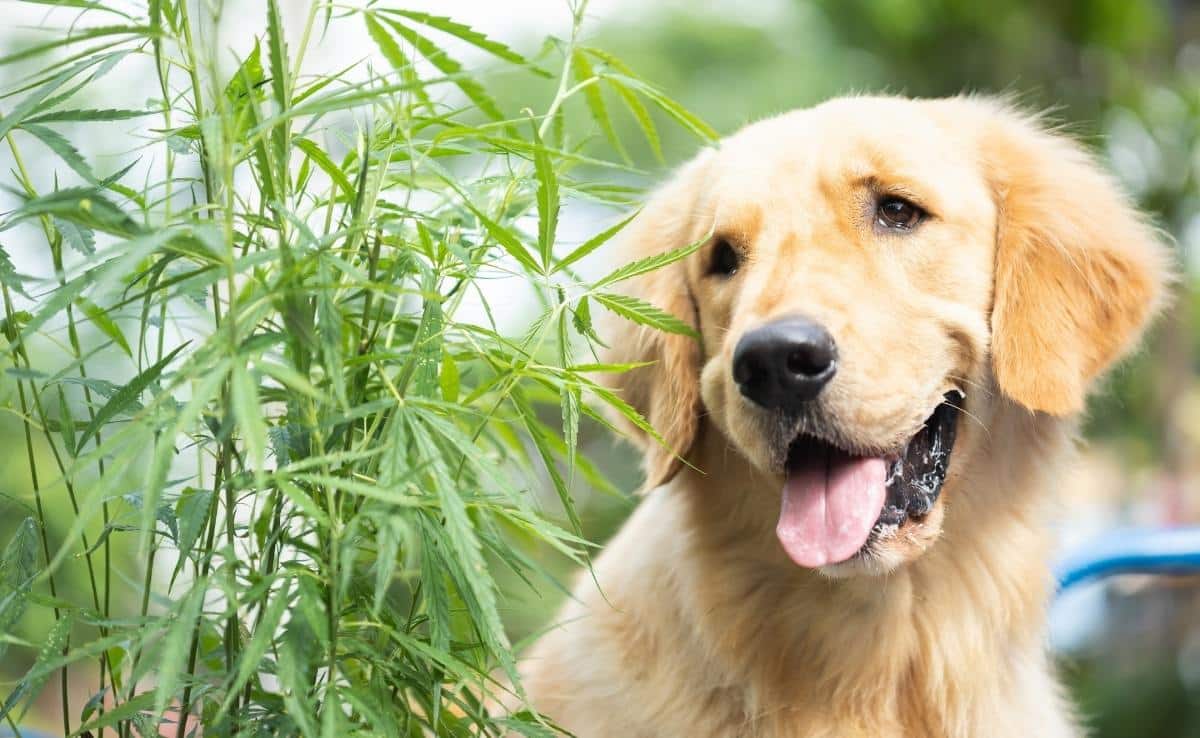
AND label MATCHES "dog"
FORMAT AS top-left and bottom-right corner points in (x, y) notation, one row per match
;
(514, 96), (1170, 737)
